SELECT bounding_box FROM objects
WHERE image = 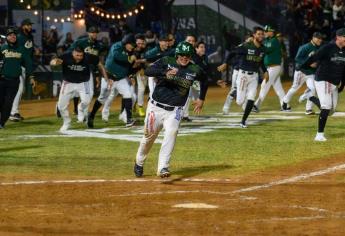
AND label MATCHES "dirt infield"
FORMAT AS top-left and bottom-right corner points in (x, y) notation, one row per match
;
(1, 156), (344, 236)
